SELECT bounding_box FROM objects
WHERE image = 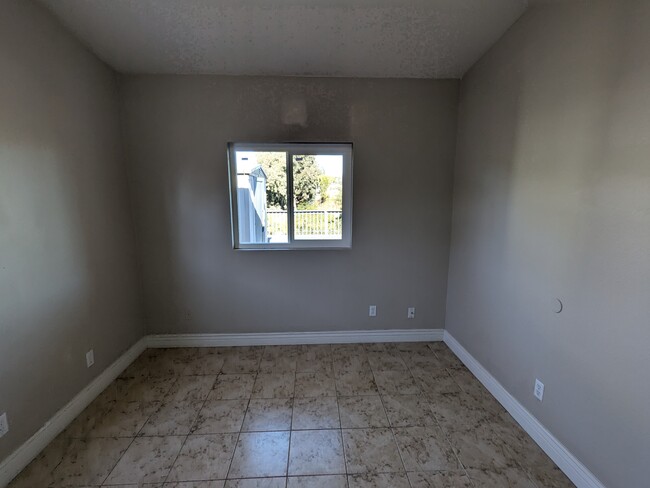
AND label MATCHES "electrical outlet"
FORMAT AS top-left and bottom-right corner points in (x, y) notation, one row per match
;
(534, 379), (544, 401)
(369, 305), (377, 317)
(0, 412), (9, 438)
(86, 349), (95, 368)
(407, 307), (416, 319)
